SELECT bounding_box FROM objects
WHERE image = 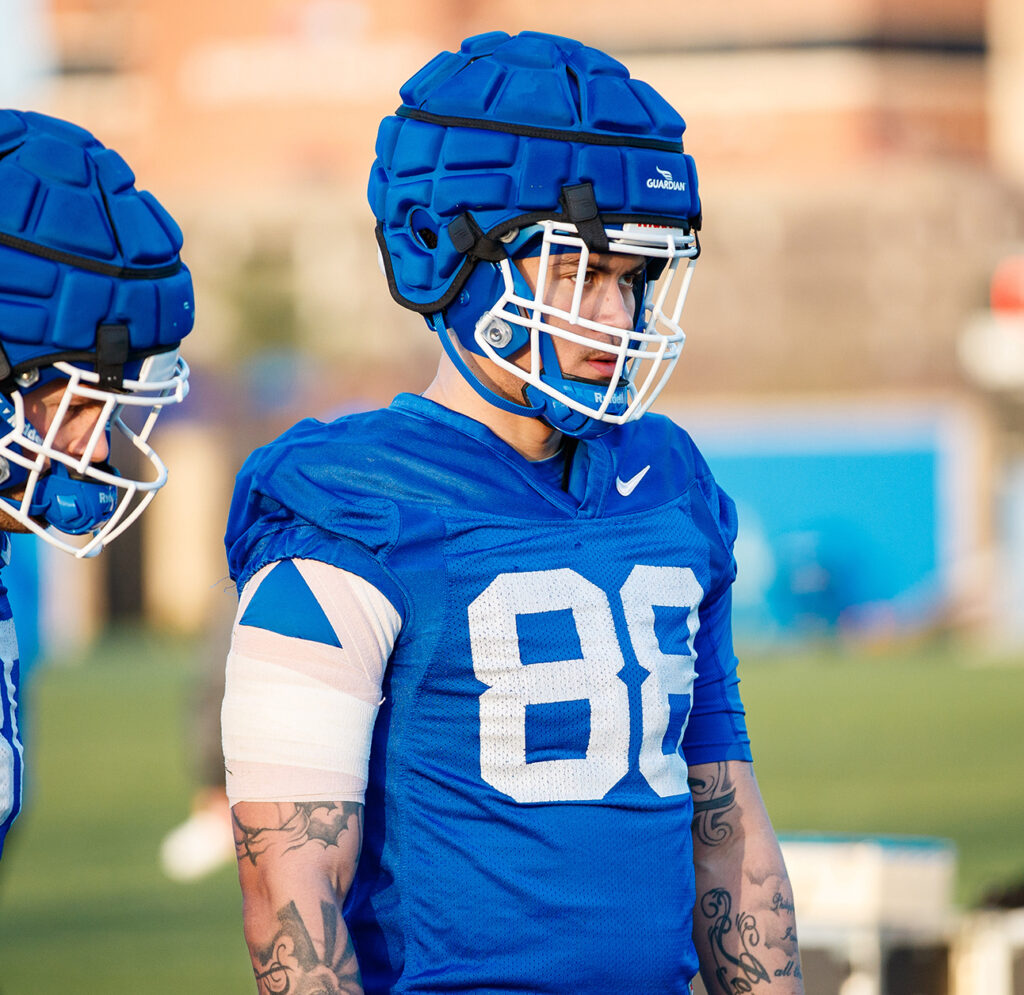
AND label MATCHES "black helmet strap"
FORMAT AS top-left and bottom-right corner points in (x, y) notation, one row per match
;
(448, 213), (508, 263)
(560, 182), (609, 254)
(96, 323), (130, 390)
